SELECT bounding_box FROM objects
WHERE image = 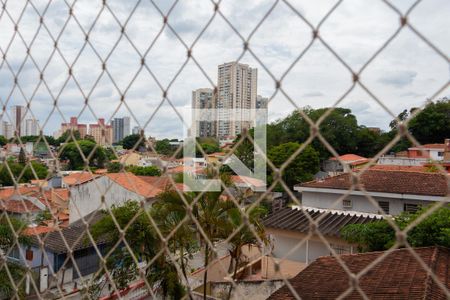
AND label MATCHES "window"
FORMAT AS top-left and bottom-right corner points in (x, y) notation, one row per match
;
(342, 199), (352, 209)
(378, 201), (390, 214)
(404, 203), (419, 213)
(437, 151), (444, 157)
